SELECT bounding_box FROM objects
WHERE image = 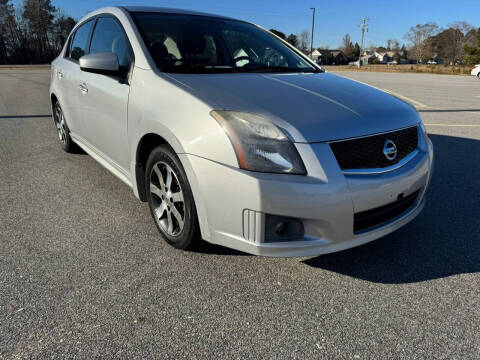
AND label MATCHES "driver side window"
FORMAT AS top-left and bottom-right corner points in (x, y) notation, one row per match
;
(90, 17), (133, 69)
